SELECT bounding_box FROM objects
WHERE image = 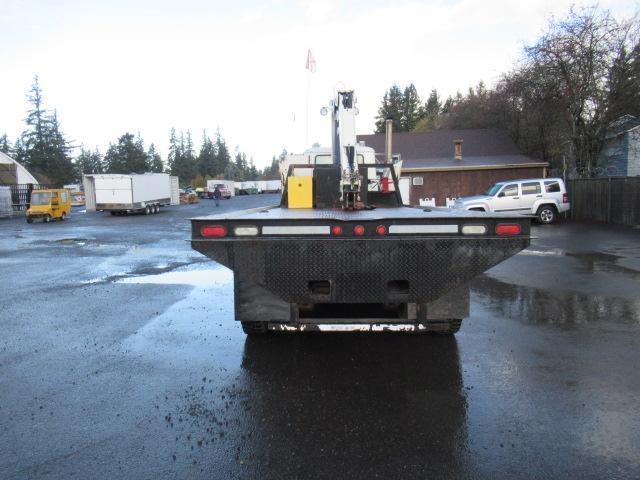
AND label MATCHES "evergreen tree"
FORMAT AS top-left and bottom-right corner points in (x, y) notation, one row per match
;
(374, 85), (404, 133)
(234, 151), (248, 181)
(197, 131), (217, 176)
(75, 148), (103, 179)
(0, 134), (10, 154)
(425, 89), (442, 119)
(104, 133), (149, 173)
(248, 158), (258, 180)
(167, 128), (180, 175)
(147, 143), (164, 173)
(167, 129), (196, 184)
(401, 84), (422, 131)
(214, 130), (230, 175)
